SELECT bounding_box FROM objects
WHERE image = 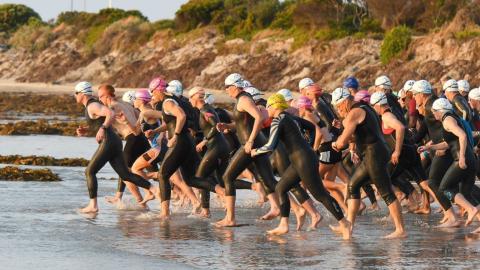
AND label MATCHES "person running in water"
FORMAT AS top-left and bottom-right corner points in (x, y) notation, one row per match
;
(73, 82), (158, 213)
(216, 73), (281, 227)
(97, 84), (150, 208)
(428, 98), (479, 227)
(330, 87), (407, 239)
(251, 94), (351, 238)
